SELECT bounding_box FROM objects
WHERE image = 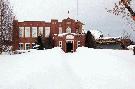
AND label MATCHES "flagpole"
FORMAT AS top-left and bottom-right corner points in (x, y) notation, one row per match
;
(77, 0), (78, 20)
